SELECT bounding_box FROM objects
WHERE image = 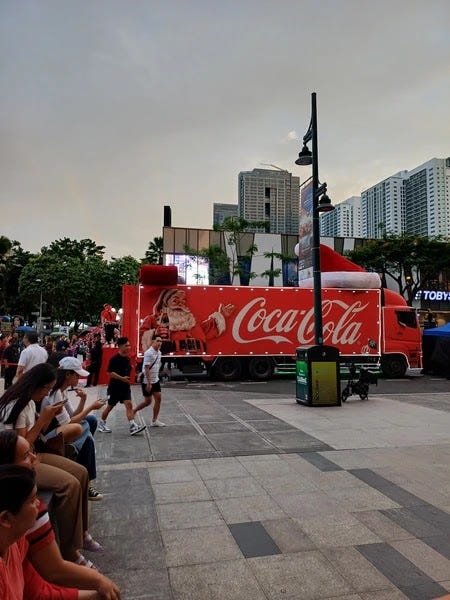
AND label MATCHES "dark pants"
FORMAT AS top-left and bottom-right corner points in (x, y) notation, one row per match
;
(4, 366), (17, 389)
(76, 435), (96, 481)
(87, 362), (101, 387)
(104, 323), (115, 343)
(75, 415), (98, 481)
